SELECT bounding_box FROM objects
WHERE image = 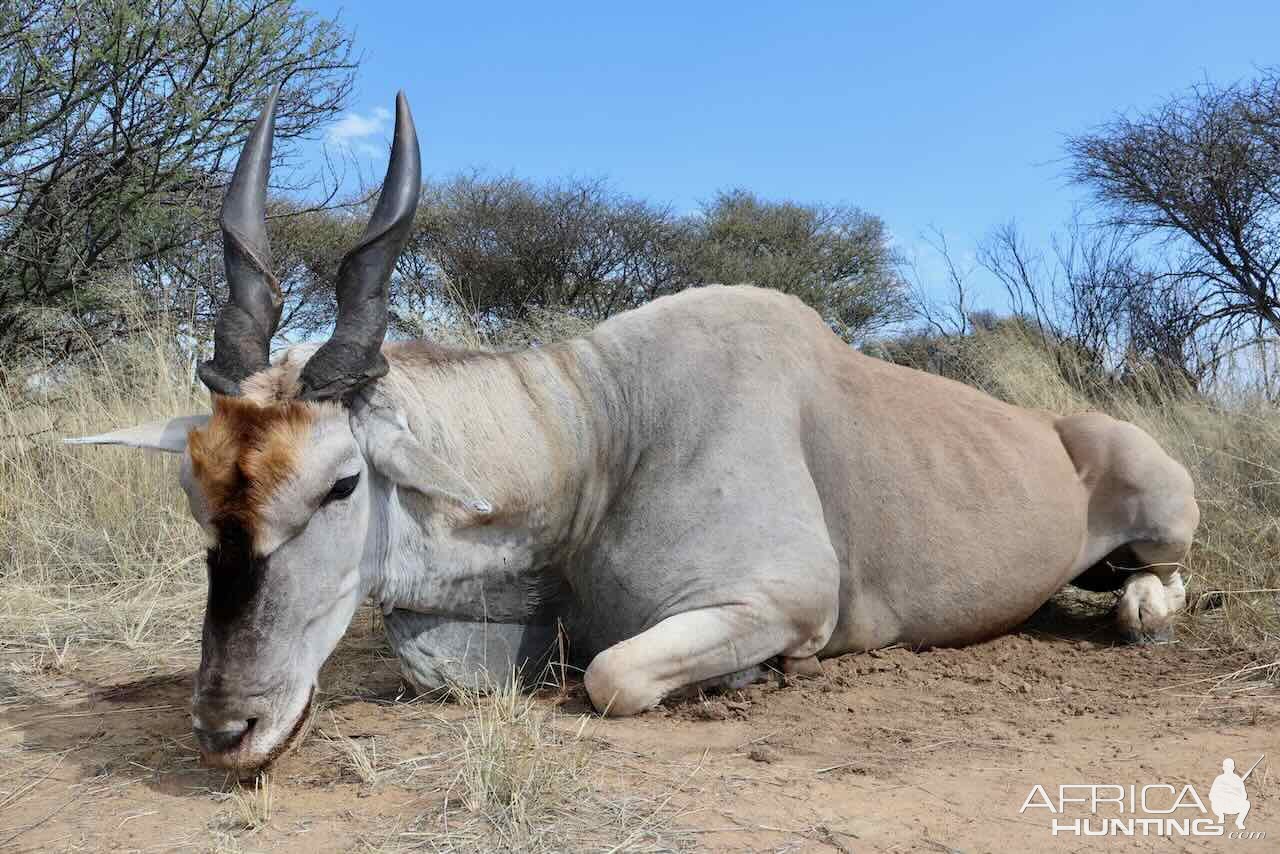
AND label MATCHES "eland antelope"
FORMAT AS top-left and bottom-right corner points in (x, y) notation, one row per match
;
(70, 89), (1199, 771)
